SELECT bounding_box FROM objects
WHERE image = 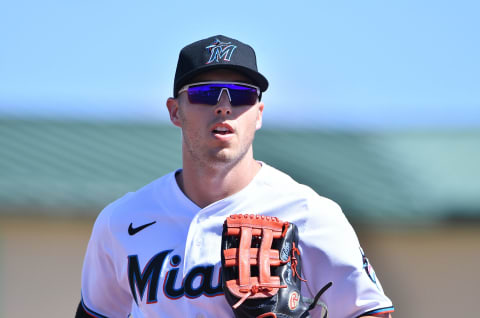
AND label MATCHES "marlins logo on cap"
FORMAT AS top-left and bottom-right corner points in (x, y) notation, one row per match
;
(173, 35), (269, 97)
(205, 39), (237, 64)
